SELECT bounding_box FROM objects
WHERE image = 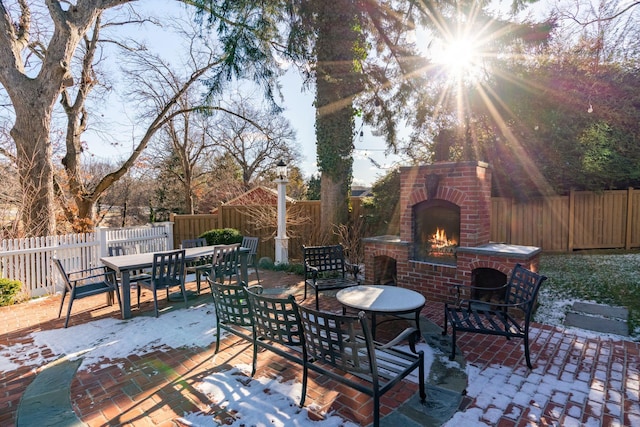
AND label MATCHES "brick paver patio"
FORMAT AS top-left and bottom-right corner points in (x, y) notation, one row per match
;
(1, 270), (639, 426)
